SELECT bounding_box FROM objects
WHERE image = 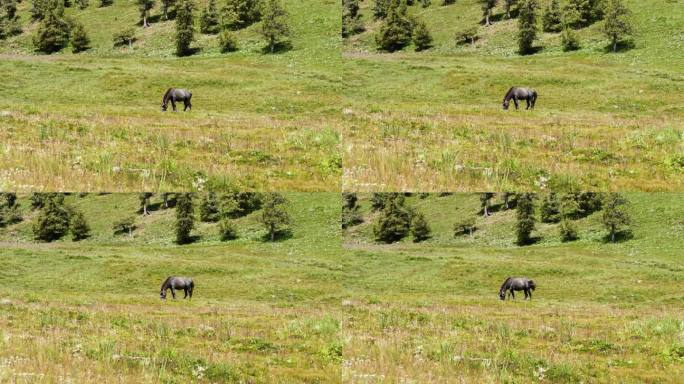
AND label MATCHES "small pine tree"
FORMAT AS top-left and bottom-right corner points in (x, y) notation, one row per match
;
(559, 218), (578, 242)
(542, 0), (563, 32)
(0, 193), (22, 227)
(75, 0), (88, 9)
(175, 0), (195, 56)
(218, 218), (238, 240)
(602, 193), (630, 242)
(373, 194), (411, 243)
(175, 193), (195, 244)
(412, 20), (432, 51)
(113, 28), (136, 48)
(373, 0), (391, 19)
(200, 0), (220, 34)
(32, 1), (70, 54)
(69, 209), (90, 241)
(100, 0), (112, 7)
(259, 193), (291, 241)
(603, 0), (632, 52)
(222, 0), (262, 30)
(375, 0), (413, 52)
(218, 30), (238, 52)
(518, 0), (539, 55)
(341, 193), (362, 229)
(411, 212), (431, 242)
(136, 0), (155, 28)
(199, 192), (220, 222)
(561, 26), (580, 51)
(515, 193), (536, 245)
(70, 22), (90, 53)
(342, 0), (364, 38)
(260, 0), (291, 53)
(33, 195), (71, 242)
(540, 192), (561, 223)
(1, 0), (22, 39)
